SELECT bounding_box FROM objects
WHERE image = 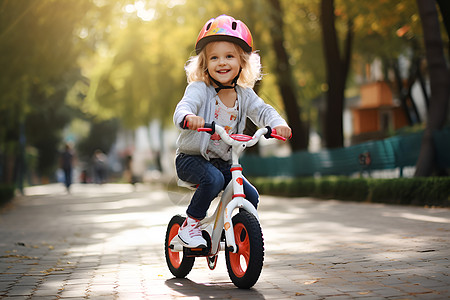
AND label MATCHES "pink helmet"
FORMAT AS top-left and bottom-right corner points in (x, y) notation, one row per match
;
(195, 15), (253, 54)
